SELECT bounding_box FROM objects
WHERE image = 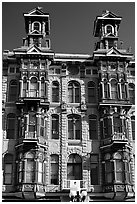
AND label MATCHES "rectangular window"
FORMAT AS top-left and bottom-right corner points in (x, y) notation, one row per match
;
(105, 161), (113, 183)
(86, 69), (91, 75)
(9, 67), (15, 73)
(4, 164), (12, 184)
(89, 119), (97, 140)
(52, 117), (59, 139)
(55, 69), (60, 74)
(92, 69), (98, 75)
(90, 155), (99, 185)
